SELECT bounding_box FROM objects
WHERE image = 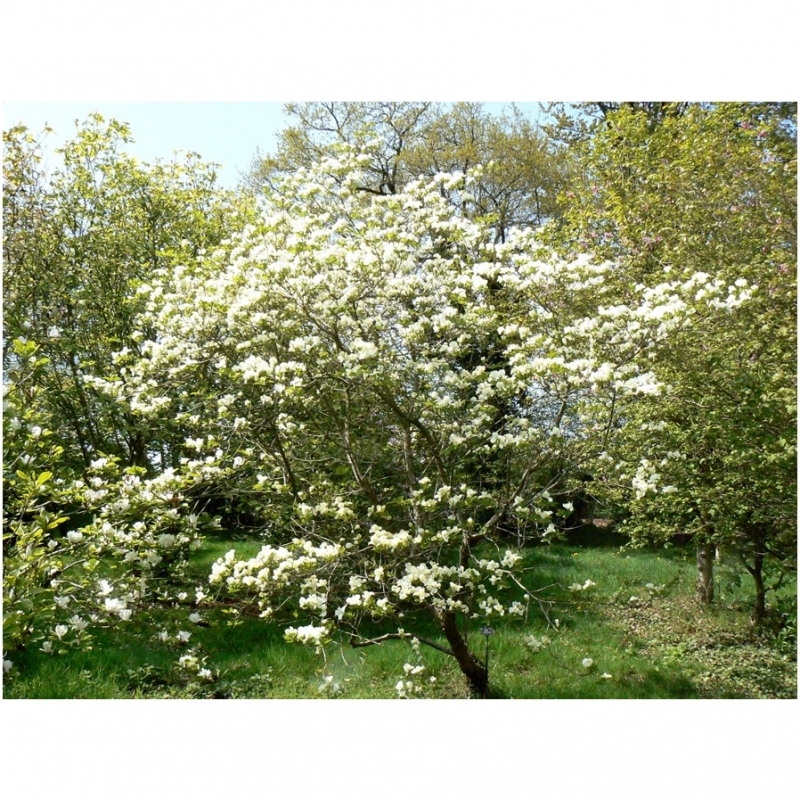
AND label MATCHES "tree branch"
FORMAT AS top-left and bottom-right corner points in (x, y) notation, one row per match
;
(349, 631), (454, 657)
